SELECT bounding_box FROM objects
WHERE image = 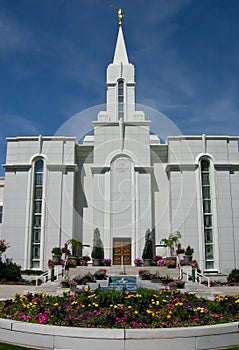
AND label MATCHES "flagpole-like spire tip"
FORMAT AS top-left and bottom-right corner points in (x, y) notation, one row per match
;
(115, 8), (124, 27)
